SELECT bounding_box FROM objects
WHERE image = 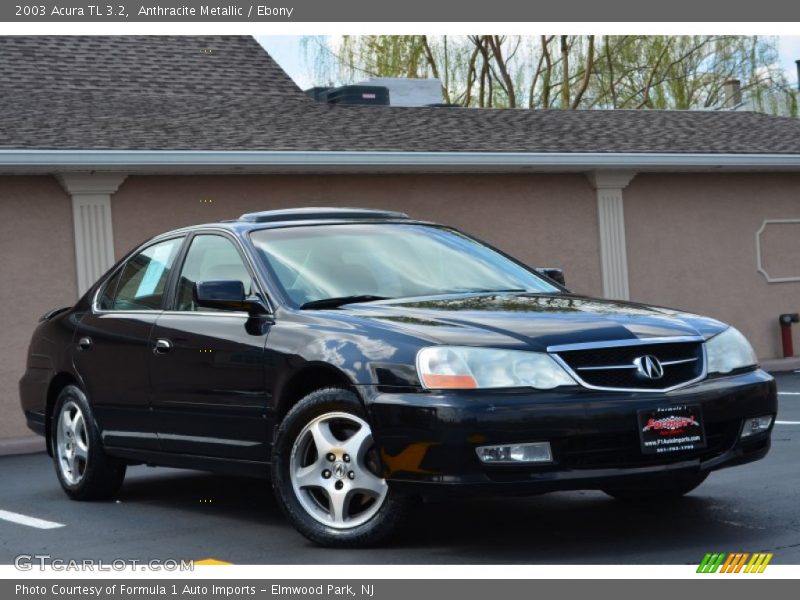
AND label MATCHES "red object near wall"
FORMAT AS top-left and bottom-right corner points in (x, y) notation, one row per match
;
(779, 313), (799, 358)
